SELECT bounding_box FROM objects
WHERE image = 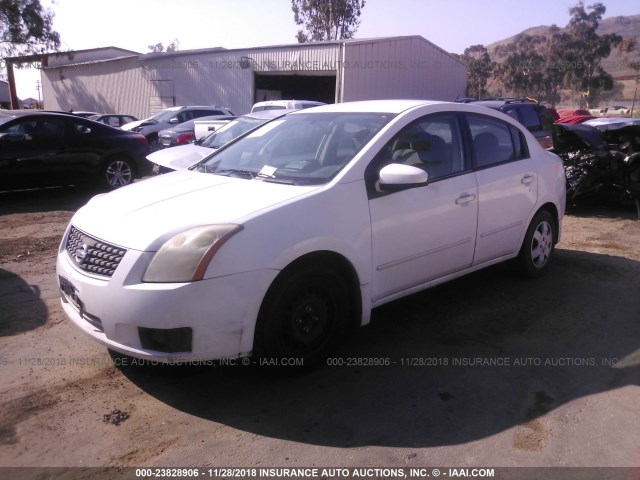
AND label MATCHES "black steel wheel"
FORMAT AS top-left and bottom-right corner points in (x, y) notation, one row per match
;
(254, 266), (351, 368)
